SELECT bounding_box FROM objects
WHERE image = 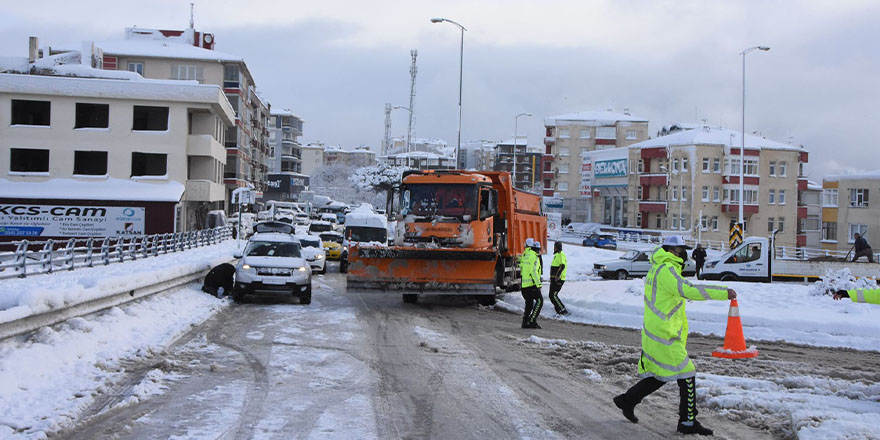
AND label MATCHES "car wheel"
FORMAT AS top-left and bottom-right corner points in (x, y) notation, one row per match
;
(720, 273), (737, 282)
(402, 294), (418, 304)
(582, 240), (588, 246)
(300, 285), (312, 304)
(340, 260), (348, 273)
(232, 291), (245, 303)
(616, 270), (628, 280)
(319, 265), (326, 275)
